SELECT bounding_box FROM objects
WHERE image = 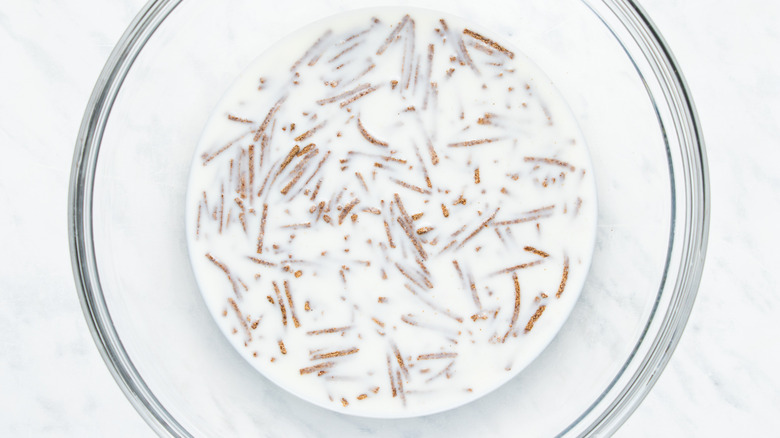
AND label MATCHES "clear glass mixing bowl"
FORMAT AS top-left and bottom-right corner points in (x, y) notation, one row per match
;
(69, 0), (709, 436)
